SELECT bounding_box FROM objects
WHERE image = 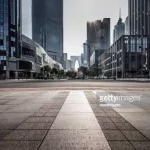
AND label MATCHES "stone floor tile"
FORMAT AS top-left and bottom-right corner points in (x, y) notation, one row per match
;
(99, 122), (118, 130)
(25, 117), (42, 123)
(103, 130), (127, 141)
(106, 112), (121, 118)
(131, 141), (150, 150)
(122, 131), (148, 141)
(39, 140), (111, 150)
(94, 112), (107, 117)
(14, 141), (41, 150)
(0, 141), (19, 150)
(0, 130), (12, 140)
(23, 130), (48, 141)
(44, 112), (58, 117)
(115, 123), (136, 130)
(45, 130), (105, 140)
(33, 122), (52, 130)
(39, 117), (55, 123)
(108, 141), (135, 150)
(47, 109), (60, 113)
(17, 123), (37, 130)
(96, 116), (112, 123)
(111, 117), (128, 123)
(32, 112), (46, 117)
(51, 114), (100, 129)
(4, 130), (29, 140)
